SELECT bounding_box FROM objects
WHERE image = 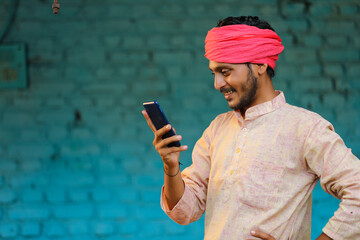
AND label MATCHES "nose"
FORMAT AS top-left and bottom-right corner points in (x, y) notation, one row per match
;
(214, 74), (227, 90)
